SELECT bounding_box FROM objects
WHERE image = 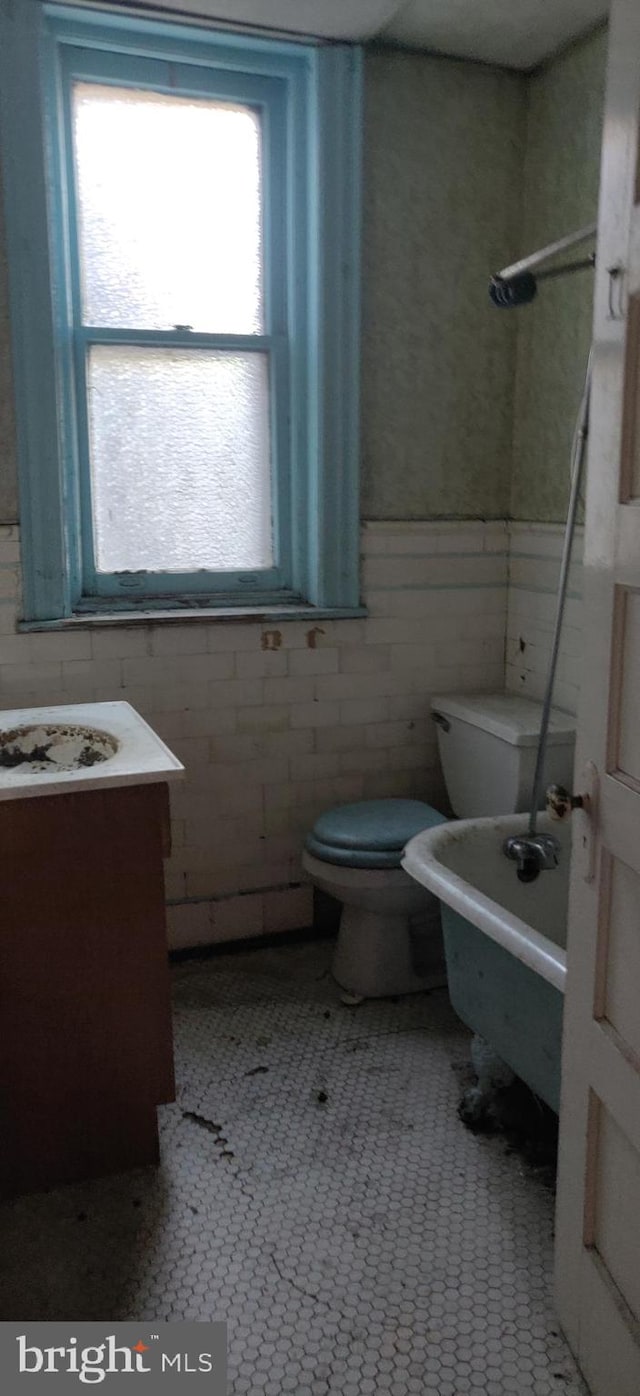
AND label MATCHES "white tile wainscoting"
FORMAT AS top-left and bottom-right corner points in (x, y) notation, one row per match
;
(0, 519), (582, 949)
(505, 523), (584, 719)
